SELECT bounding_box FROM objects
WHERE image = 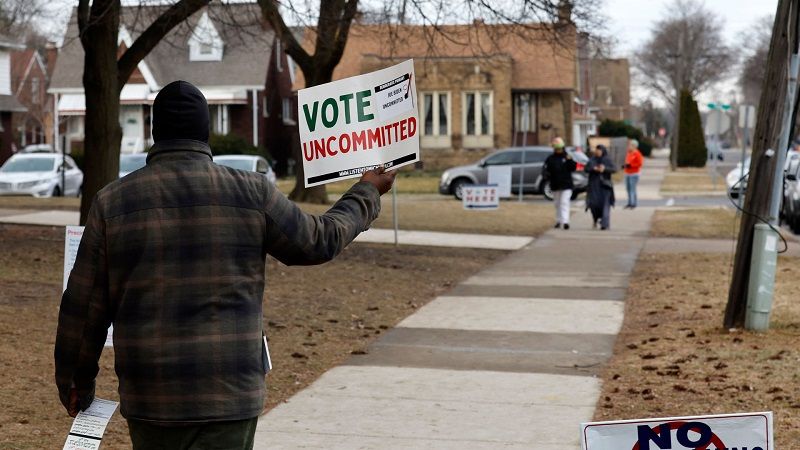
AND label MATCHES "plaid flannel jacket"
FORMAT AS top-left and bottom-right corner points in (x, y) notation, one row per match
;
(54, 140), (380, 423)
